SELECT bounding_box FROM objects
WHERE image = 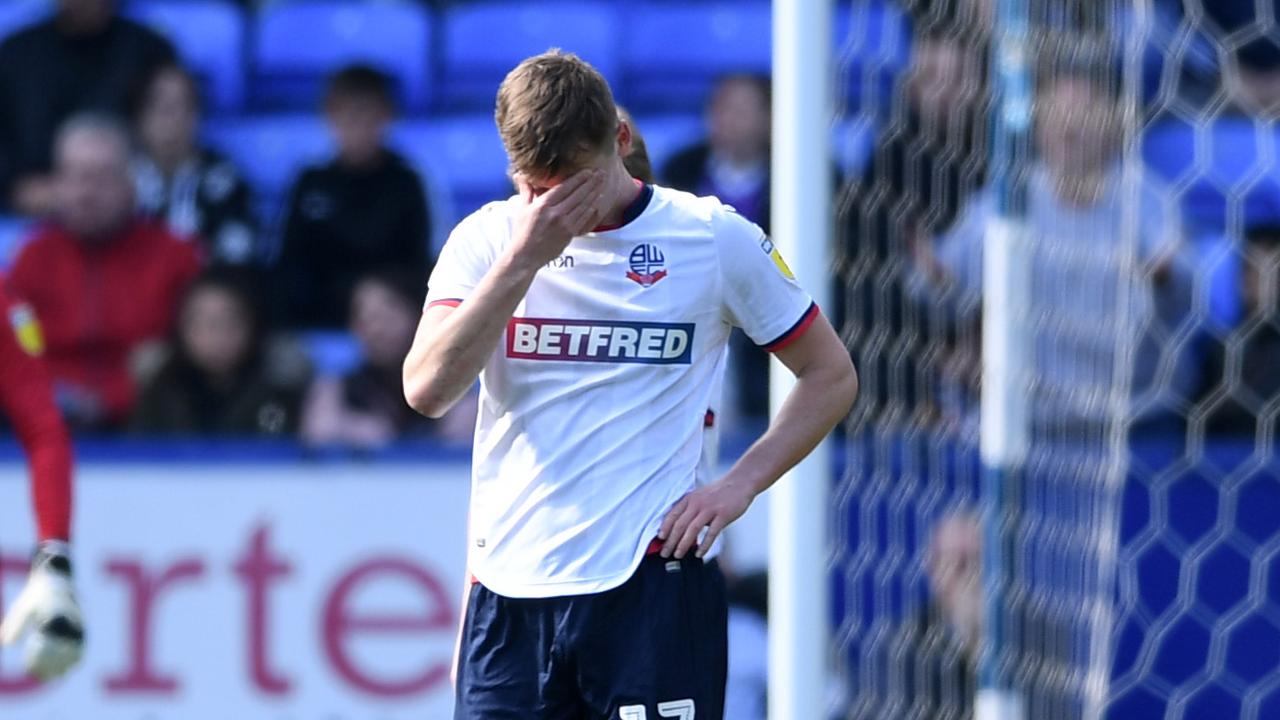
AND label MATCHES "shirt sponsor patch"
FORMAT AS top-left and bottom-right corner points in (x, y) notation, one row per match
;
(506, 318), (694, 364)
(8, 304), (43, 356)
(760, 236), (796, 280)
